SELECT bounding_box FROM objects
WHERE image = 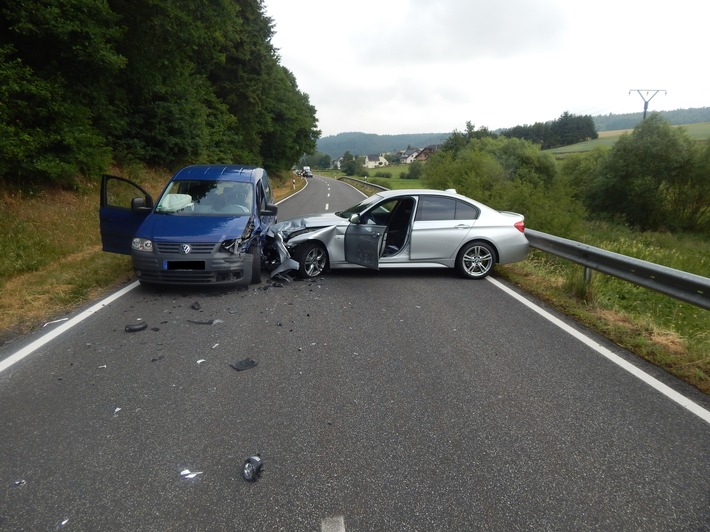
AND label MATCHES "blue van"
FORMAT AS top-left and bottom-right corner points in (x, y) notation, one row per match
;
(99, 165), (278, 286)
